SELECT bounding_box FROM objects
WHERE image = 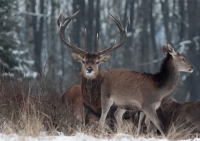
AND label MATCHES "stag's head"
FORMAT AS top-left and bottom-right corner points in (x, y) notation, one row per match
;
(70, 51), (111, 79)
(57, 11), (129, 79)
(163, 43), (193, 73)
